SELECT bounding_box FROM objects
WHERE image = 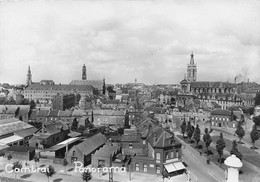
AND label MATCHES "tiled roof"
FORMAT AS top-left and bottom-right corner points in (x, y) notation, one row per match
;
(49, 110), (59, 117)
(14, 127), (37, 137)
(93, 110), (125, 116)
(0, 118), (34, 137)
(58, 110), (71, 117)
(6, 145), (35, 152)
(122, 148), (145, 156)
(121, 135), (141, 142)
(29, 110), (37, 120)
(103, 100), (120, 105)
(25, 83), (94, 91)
(37, 110), (49, 117)
(94, 144), (120, 157)
(147, 127), (181, 149)
(70, 80), (102, 90)
(190, 81), (235, 88)
(211, 109), (231, 116)
(75, 133), (106, 155)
